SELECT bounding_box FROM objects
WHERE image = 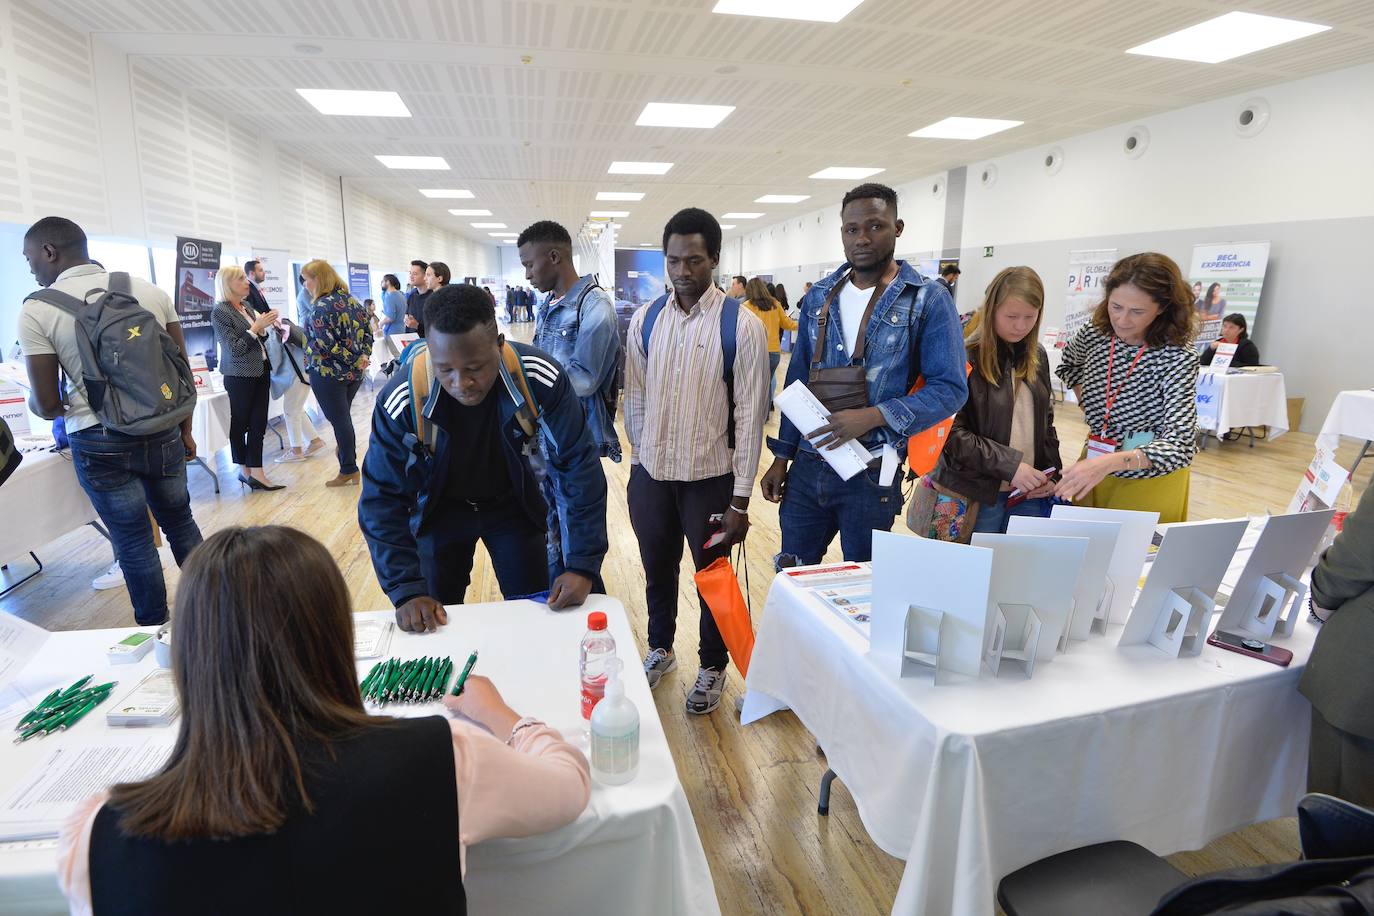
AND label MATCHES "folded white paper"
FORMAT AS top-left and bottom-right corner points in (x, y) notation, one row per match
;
(774, 381), (871, 481)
